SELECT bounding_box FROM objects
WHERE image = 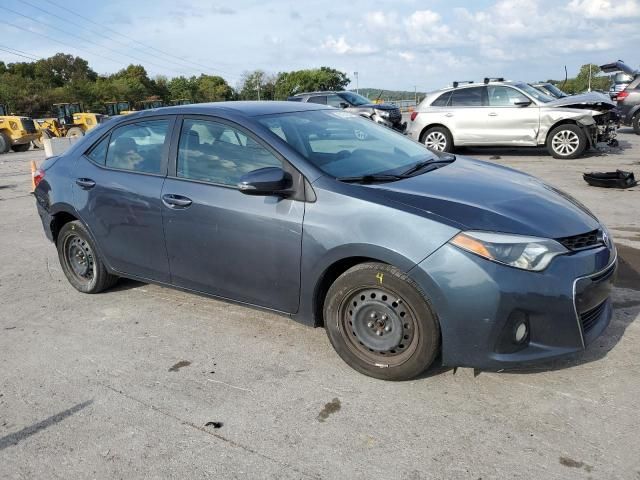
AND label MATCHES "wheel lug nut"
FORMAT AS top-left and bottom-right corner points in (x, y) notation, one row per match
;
(381, 315), (387, 321)
(367, 321), (374, 328)
(384, 326), (391, 332)
(376, 330), (383, 336)
(370, 312), (377, 319)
